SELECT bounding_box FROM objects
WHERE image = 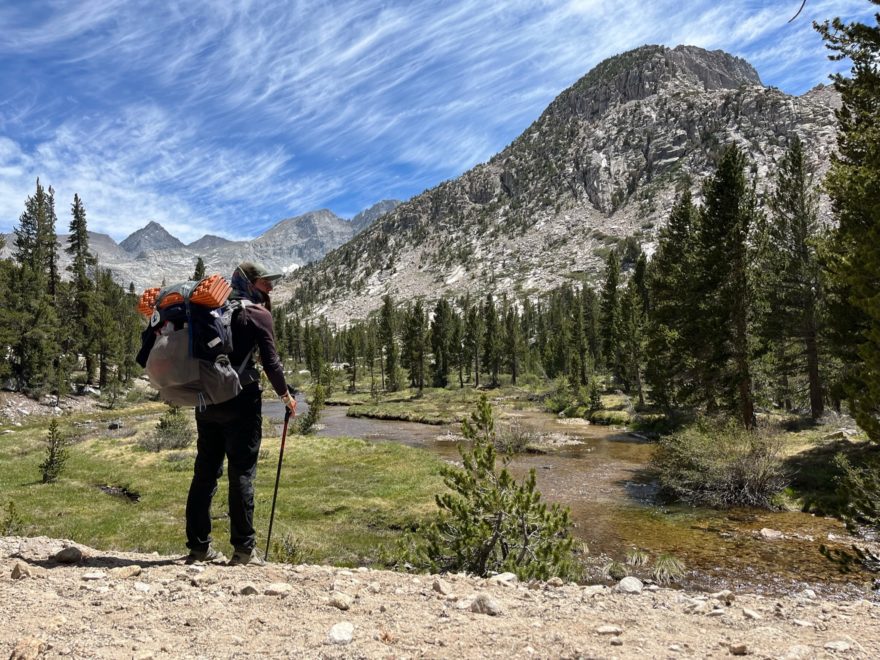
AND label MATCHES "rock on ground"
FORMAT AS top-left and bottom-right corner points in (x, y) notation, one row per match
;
(1, 536), (879, 659)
